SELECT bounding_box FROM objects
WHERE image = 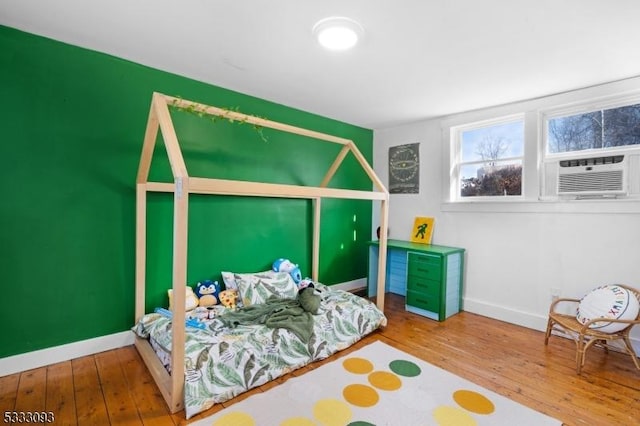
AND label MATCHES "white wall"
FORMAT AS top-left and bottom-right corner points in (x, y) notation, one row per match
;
(373, 77), (640, 349)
